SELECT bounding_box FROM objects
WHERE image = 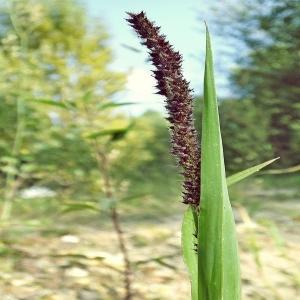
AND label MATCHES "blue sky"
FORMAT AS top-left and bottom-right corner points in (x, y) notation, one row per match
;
(82, 0), (235, 115)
